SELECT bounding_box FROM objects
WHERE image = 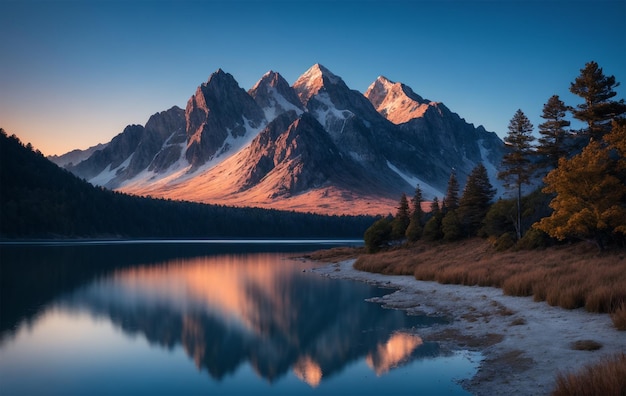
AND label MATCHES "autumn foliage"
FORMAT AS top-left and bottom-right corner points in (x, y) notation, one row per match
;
(535, 130), (626, 248)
